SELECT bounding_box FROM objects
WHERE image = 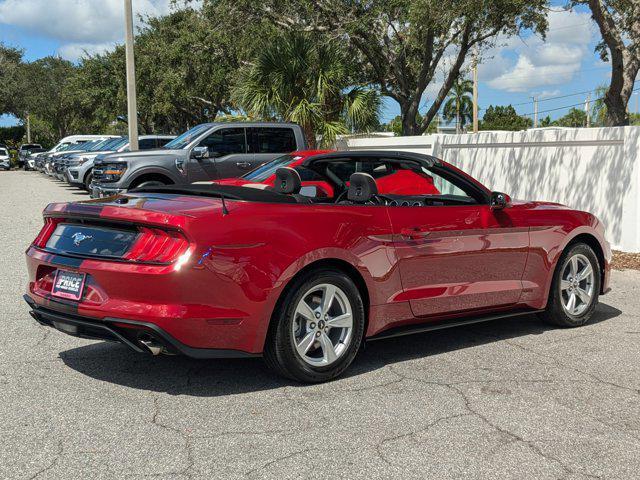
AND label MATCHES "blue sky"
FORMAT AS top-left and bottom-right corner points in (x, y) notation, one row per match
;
(0, 1), (625, 129)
